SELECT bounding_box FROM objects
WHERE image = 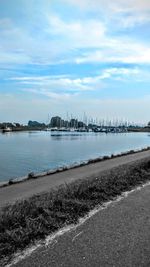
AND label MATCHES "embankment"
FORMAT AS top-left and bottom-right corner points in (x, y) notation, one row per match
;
(0, 148), (150, 208)
(0, 151), (150, 266)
